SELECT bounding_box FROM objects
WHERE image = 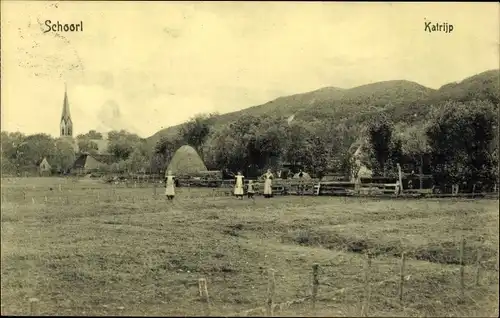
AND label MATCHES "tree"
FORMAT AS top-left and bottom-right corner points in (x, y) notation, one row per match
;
(203, 123), (248, 171)
(76, 130), (103, 140)
(16, 133), (56, 170)
(401, 125), (431, 176)
(177, 113), (216, 157)
(1, 131), (26, 175)
(282, 121), (313, 167)
(107, 130), (143, 162)
(366, 116), (394, 176)
(77, 138), (99, 155)
(127, 148), (148, 173)
(53, 138), (76, 173)
(426, 100), (497, 189)
(150, 152), (166, 174)
(154, 135), (183, 171)
(306, 135), (328, 178)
